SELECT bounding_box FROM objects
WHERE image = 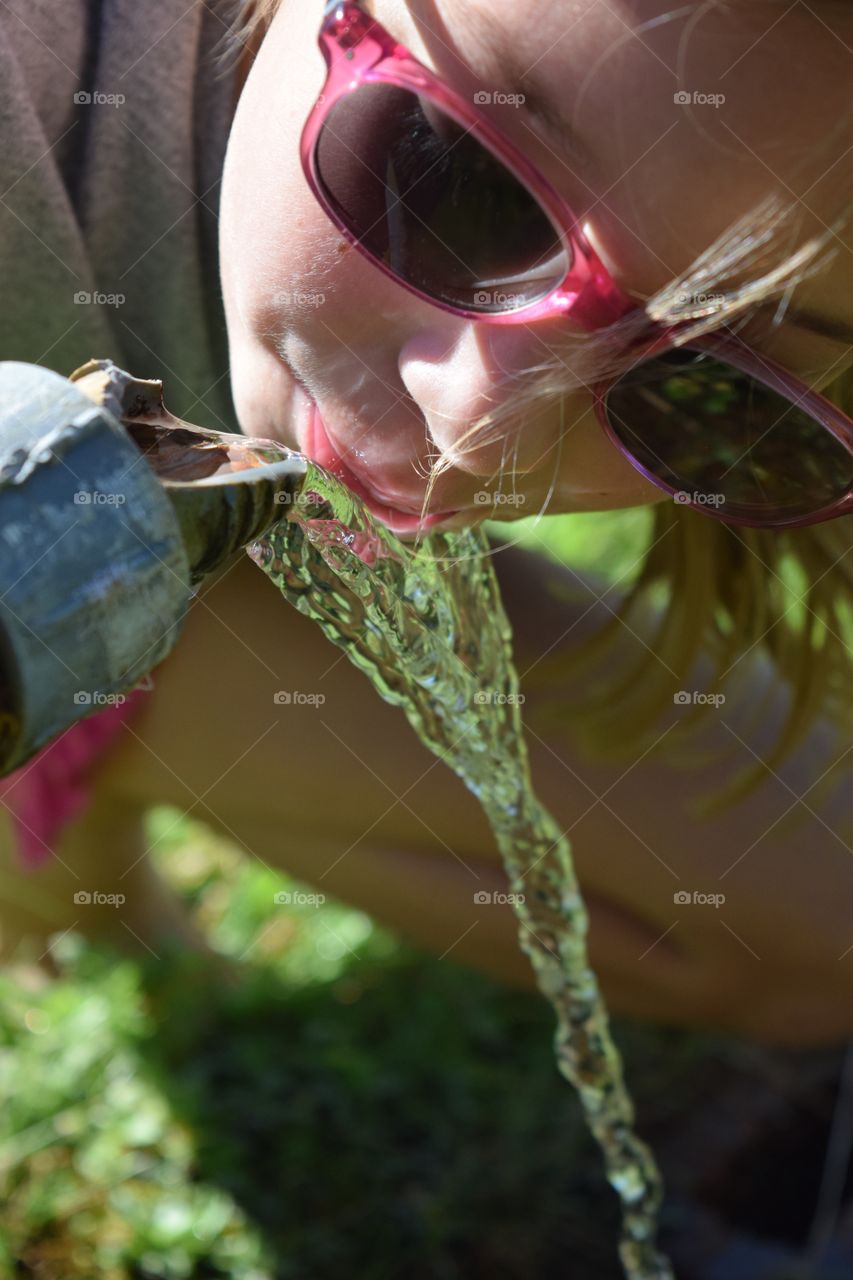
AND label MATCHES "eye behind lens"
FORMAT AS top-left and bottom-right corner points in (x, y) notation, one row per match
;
(314, 81), (569, 311)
